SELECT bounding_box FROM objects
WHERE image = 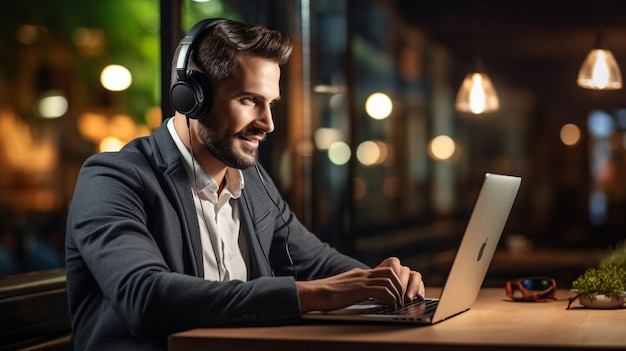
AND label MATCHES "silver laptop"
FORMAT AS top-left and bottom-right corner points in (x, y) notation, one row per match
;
(303, 173), (521, 324)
